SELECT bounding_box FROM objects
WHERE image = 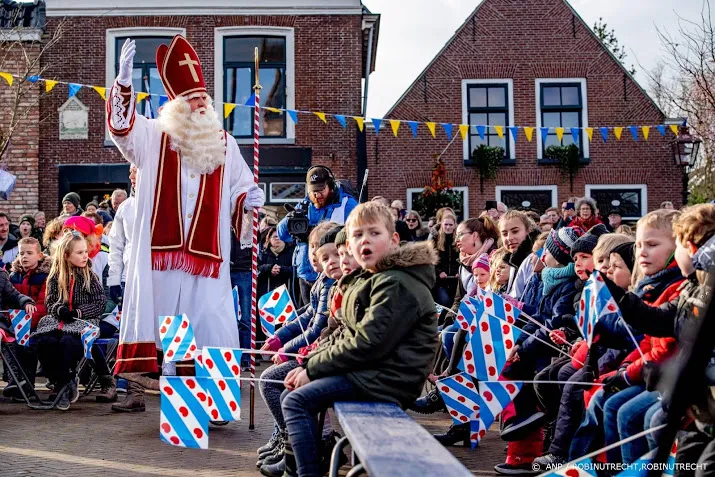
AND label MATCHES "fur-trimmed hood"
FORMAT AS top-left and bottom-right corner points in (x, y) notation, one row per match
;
(11, 255), (50, 275)
(374, 241), (439, 272)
